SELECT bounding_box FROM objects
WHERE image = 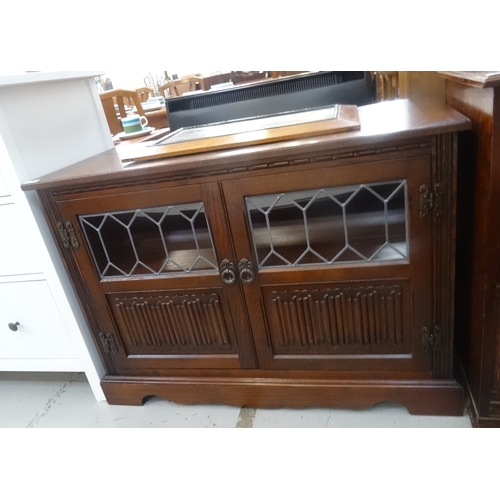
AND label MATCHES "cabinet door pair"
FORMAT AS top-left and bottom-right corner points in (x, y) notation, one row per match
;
(56, 155), (433, 376)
